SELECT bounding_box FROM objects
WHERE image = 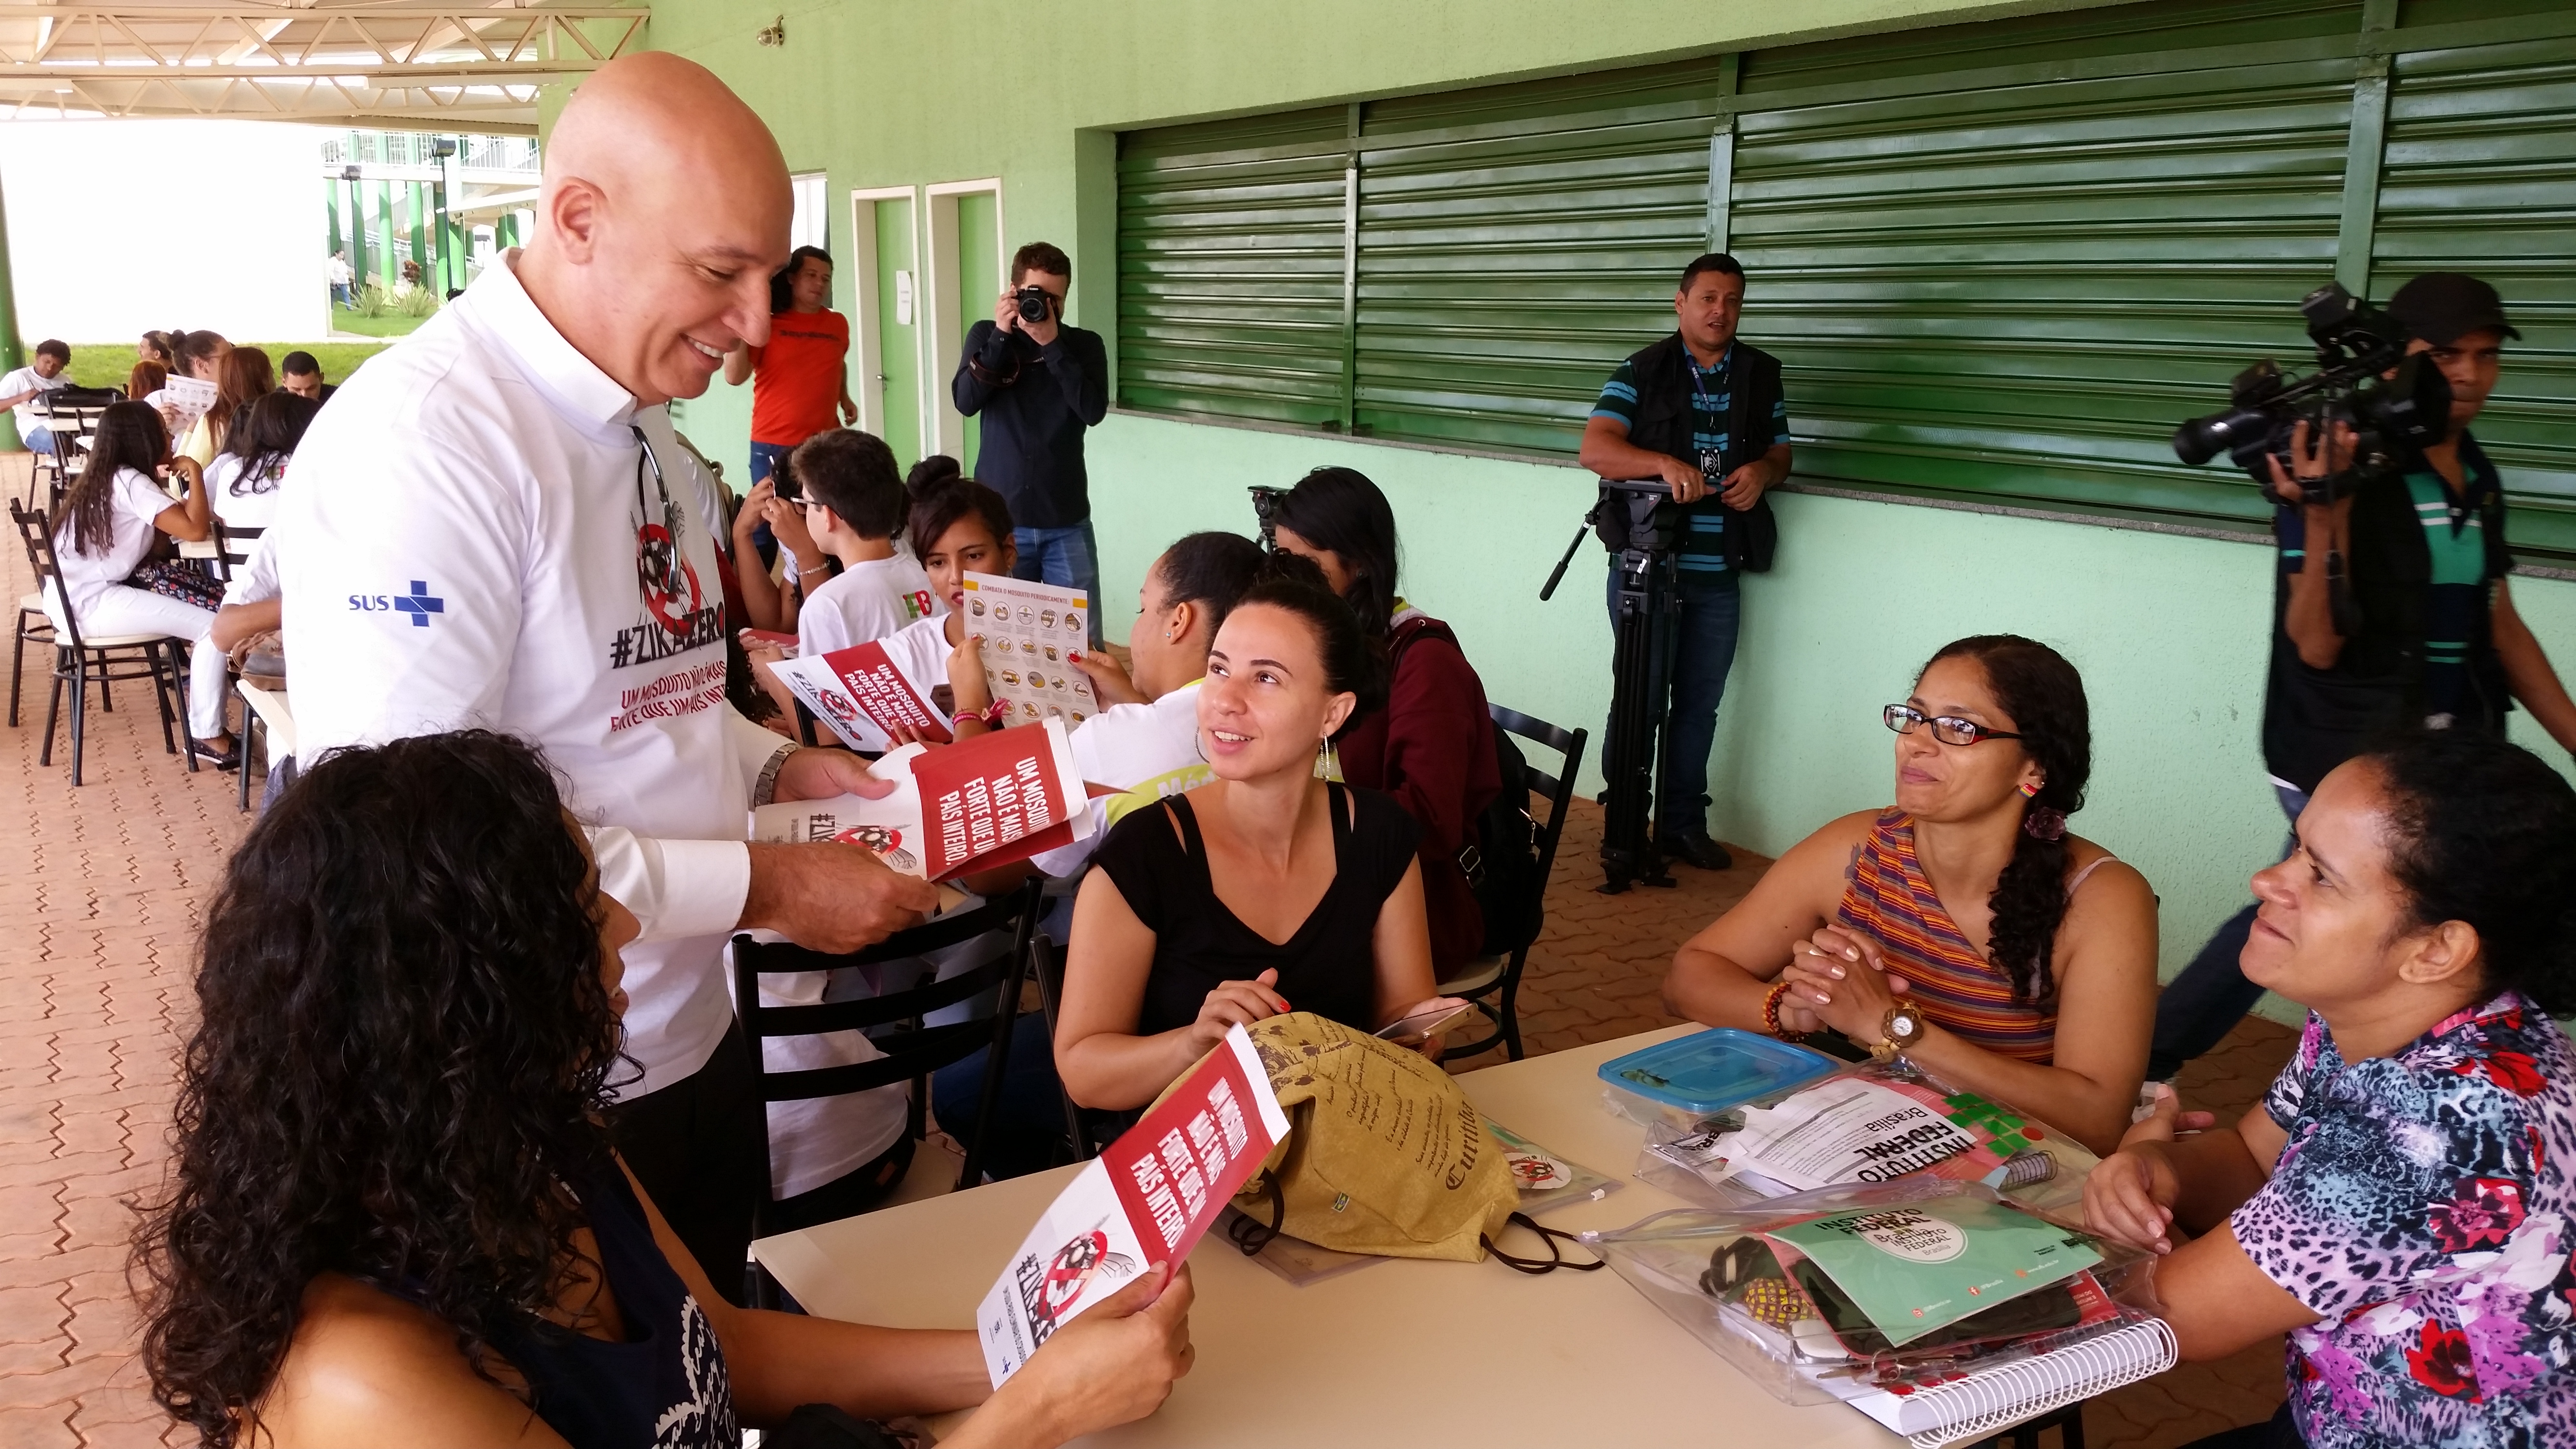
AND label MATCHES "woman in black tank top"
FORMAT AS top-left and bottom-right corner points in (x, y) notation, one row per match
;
(136, 731), (1194, 1449)
(1057, 557), (1467, 1111)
